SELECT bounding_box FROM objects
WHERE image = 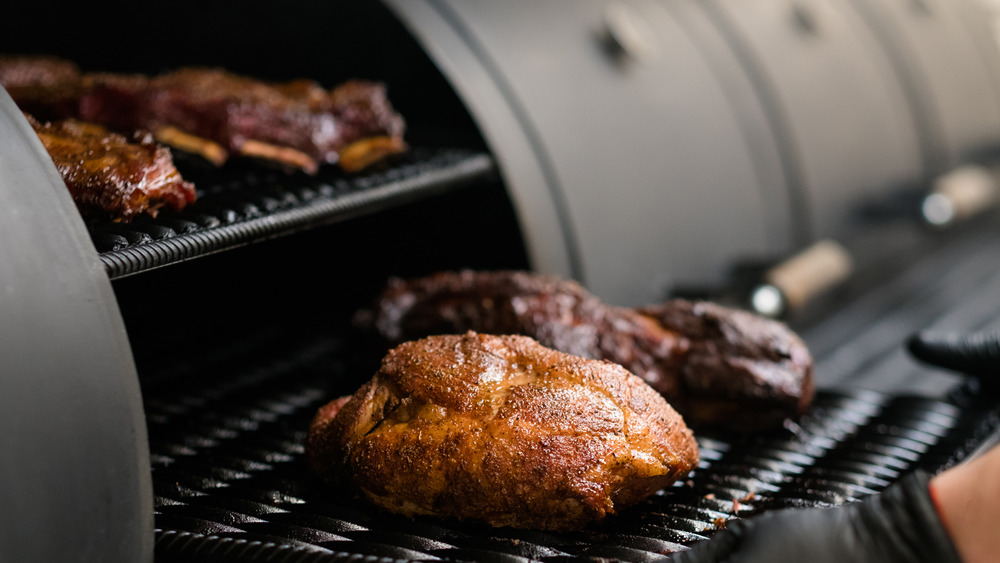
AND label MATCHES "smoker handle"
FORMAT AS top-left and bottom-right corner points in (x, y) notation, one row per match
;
(748, 239), (854, 318)
(920, 165), (1000, 228)
(0, 91), (152, 562)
